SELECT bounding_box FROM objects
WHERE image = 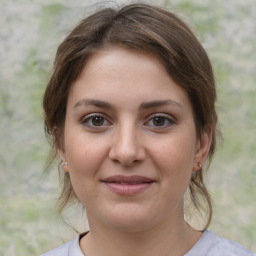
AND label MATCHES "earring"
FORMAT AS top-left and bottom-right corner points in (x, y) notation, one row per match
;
(61, 162), (69, 172)
(198, 162), (202, 169)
